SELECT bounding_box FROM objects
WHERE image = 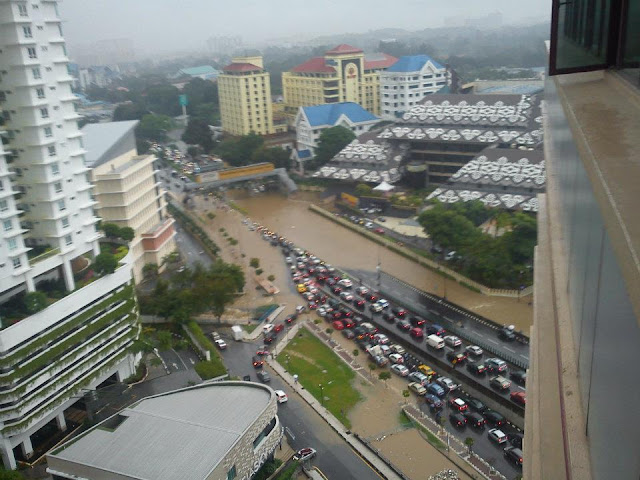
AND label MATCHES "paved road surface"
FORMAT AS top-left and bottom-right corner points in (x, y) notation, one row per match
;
(216, 333), (383, 480)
